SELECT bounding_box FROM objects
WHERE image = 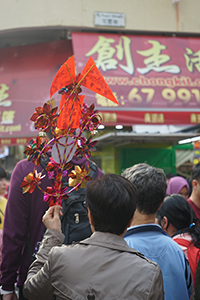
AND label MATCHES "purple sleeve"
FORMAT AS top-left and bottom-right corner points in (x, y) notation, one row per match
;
(0, 160), (31, 291)
(96, 167), (103, 178)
